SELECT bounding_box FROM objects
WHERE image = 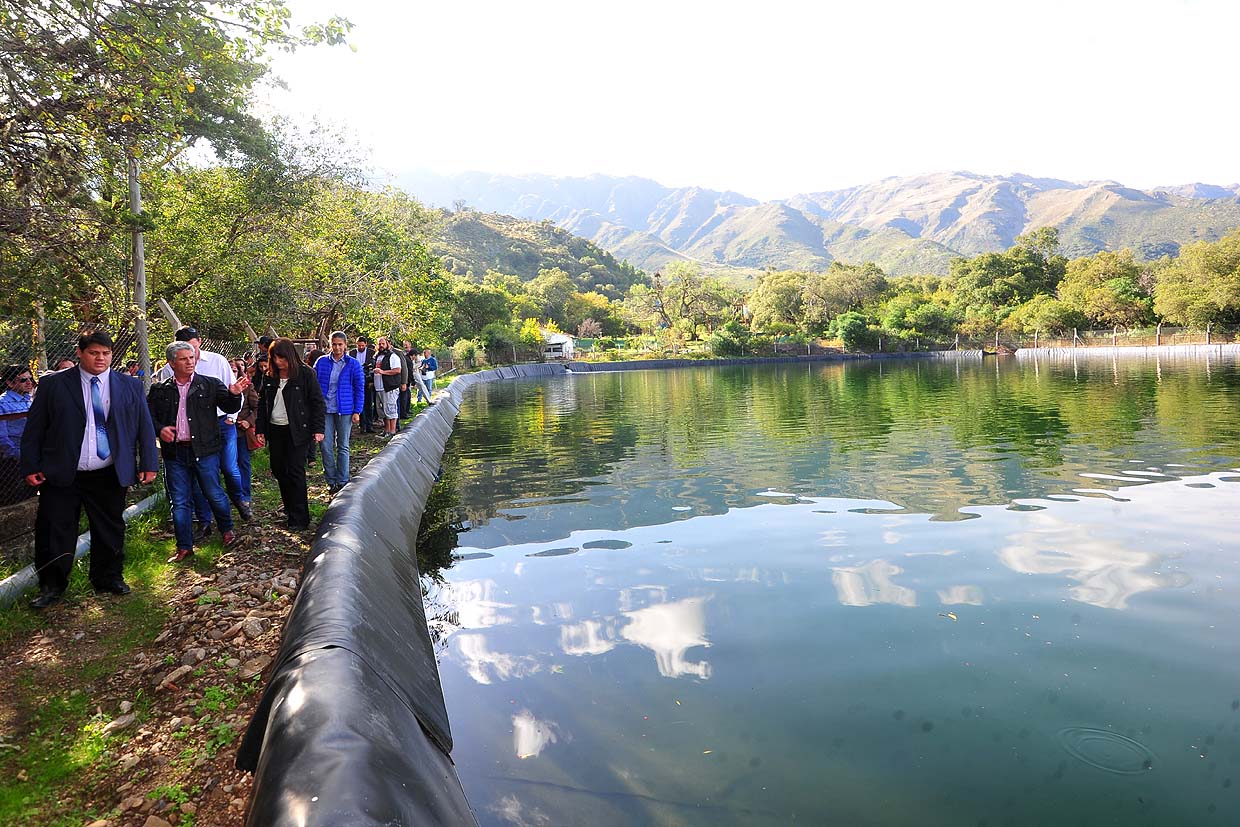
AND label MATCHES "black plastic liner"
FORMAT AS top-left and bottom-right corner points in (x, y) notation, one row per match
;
(238, 391), (475, 826)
